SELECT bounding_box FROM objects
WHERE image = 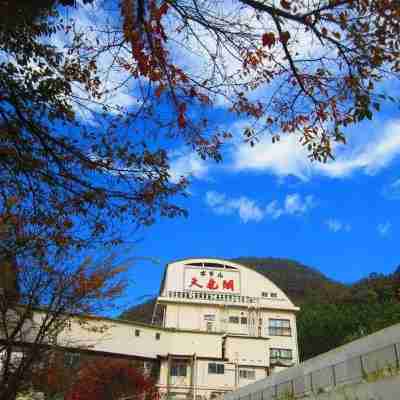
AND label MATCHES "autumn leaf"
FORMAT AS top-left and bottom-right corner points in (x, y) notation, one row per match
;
(280, 31), (291, 45)
(262, 32), (276, 48)
(178, 113), (186, 128)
